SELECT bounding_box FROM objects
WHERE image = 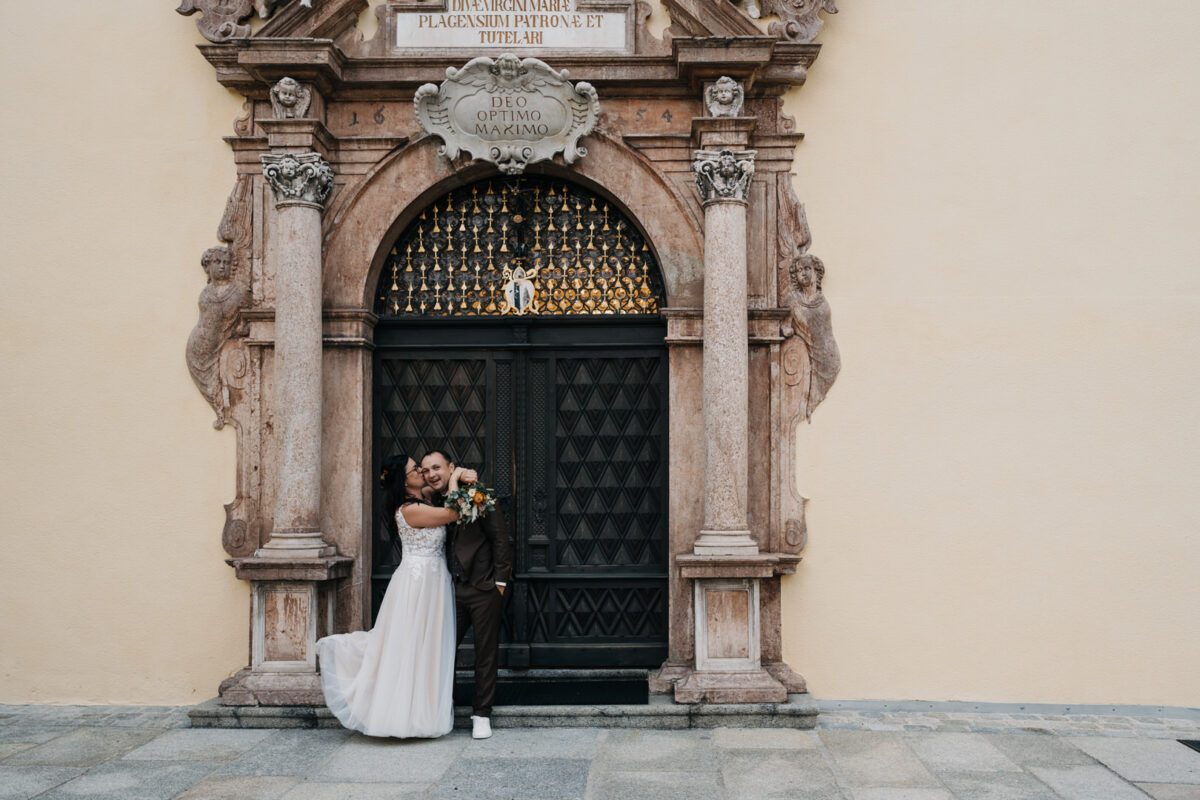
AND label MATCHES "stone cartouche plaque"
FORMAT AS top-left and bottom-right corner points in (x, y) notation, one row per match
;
(414, 53), (599, 175)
